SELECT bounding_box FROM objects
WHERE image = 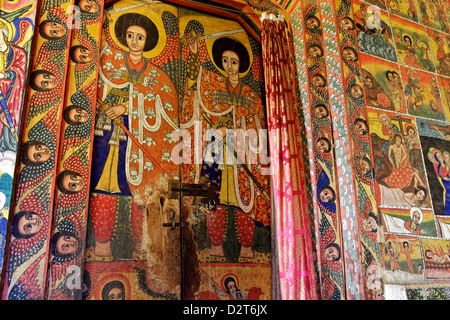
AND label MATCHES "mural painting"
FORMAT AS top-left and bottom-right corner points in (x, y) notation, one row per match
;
(437, 216), (450, 238)
(1, 0), (73, 300)
(178, 6), (271, 300)
(437, 76), (450, 125)
(406, 284), (450, 299)
(414, 0), (449, 33)
(382, 234), (425, 283)
(368, 110), (430, 209)
(417, 118), (450, 215)
(387, 0), (419, 22)
(292, 0), (450, 299)
(421, 238), (450, 280)
(0, 1), (36, 275)
(399, 66), (447, 121)
(46, 0), (104, 300)
(83, 1), (182, 300)
(2, 0), (450, 300)
(391, 14), (436, 73)
(352, 0), (398, 63)
(359, 52), (406, 112)
(332, 0), (385, 299)
(79, 0), (271, 300)
(195, 264), (270, 300)
(380, 207), (437, 237)
(426, 27), (450, 77)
